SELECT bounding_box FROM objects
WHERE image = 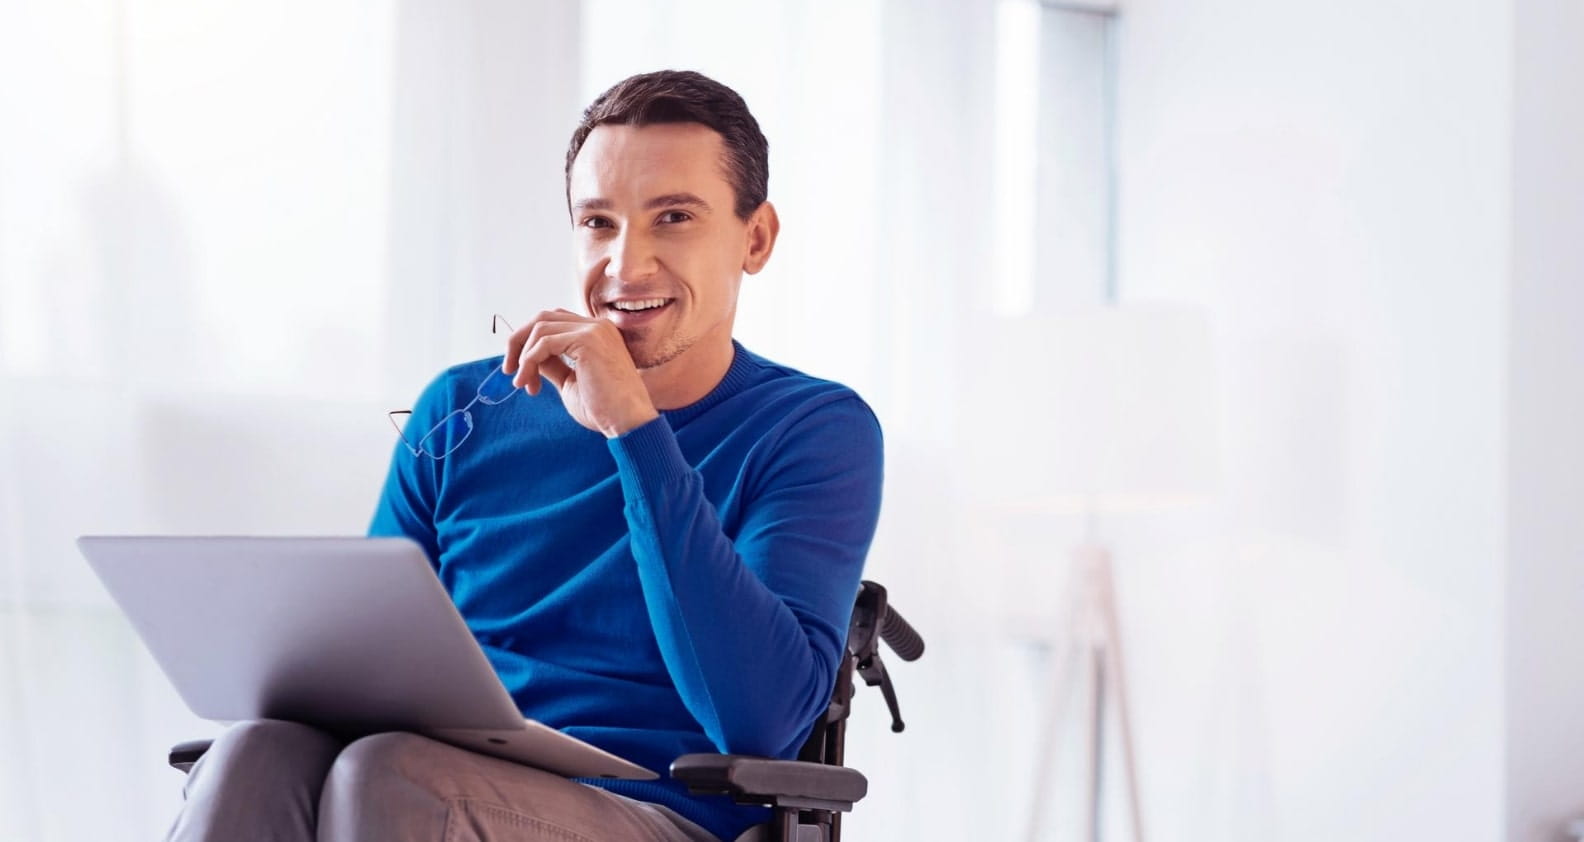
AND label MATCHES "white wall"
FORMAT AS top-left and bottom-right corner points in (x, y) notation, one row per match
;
(1113, 0), (1508, 839)
(1507, 0), (1584, 838)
